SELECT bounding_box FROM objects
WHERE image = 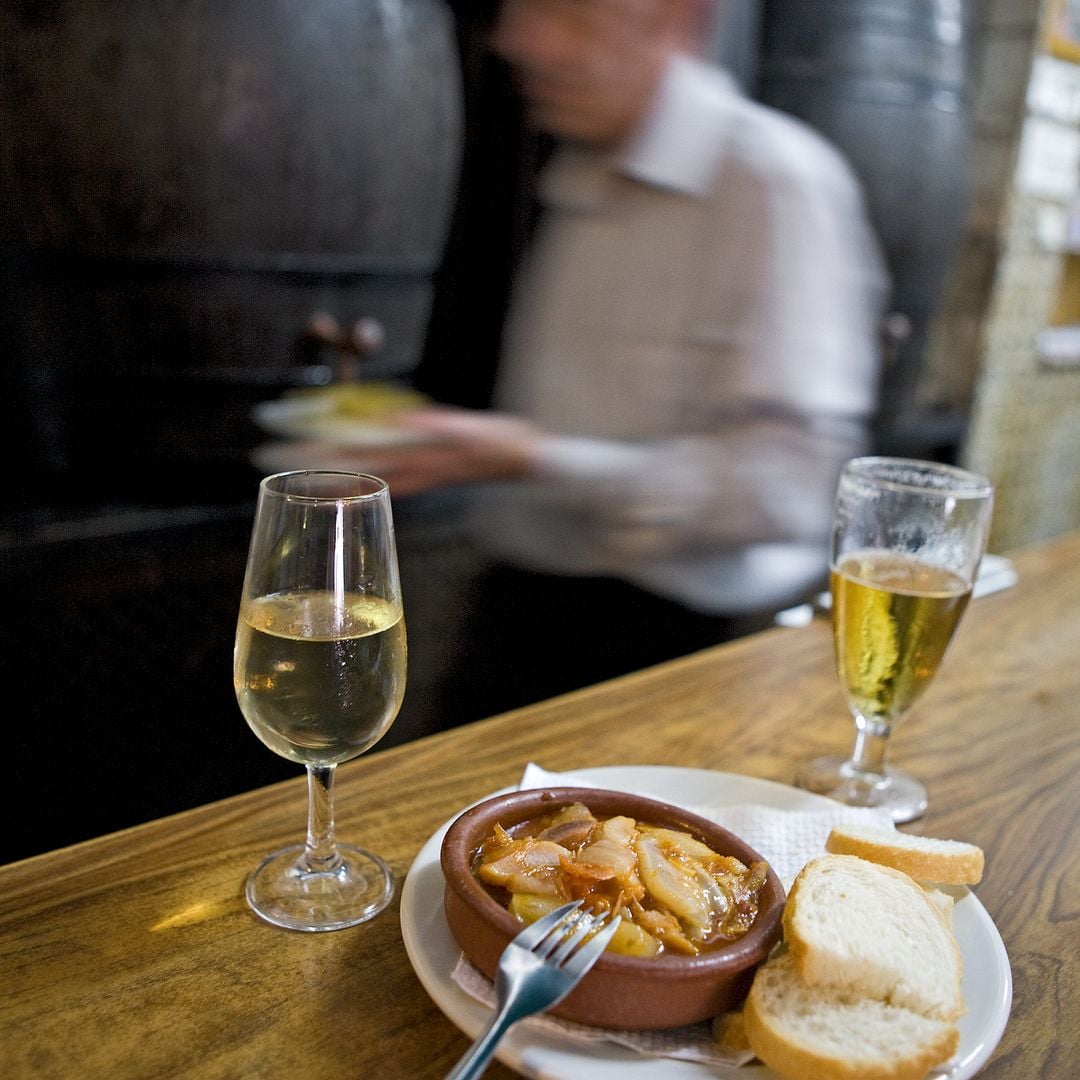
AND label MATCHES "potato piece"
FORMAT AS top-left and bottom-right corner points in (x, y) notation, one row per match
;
(509, 894), (658, 958)
(507, 892), (564, 924)
(607, 918), (662, 958)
